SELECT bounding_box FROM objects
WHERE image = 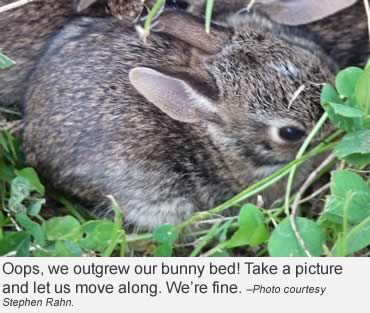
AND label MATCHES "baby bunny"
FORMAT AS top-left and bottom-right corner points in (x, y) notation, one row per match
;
(22, 11), (334, 229)
(187, 0), (369, 68)
(0, 0), (110, 107)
